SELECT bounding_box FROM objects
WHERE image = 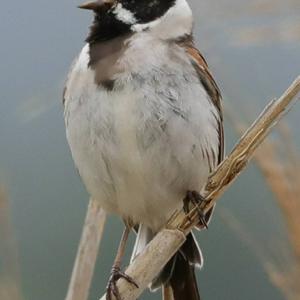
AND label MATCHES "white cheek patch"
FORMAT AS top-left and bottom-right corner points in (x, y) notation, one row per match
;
(132, 0), (192, 39)
(113, 3), (137, 24)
